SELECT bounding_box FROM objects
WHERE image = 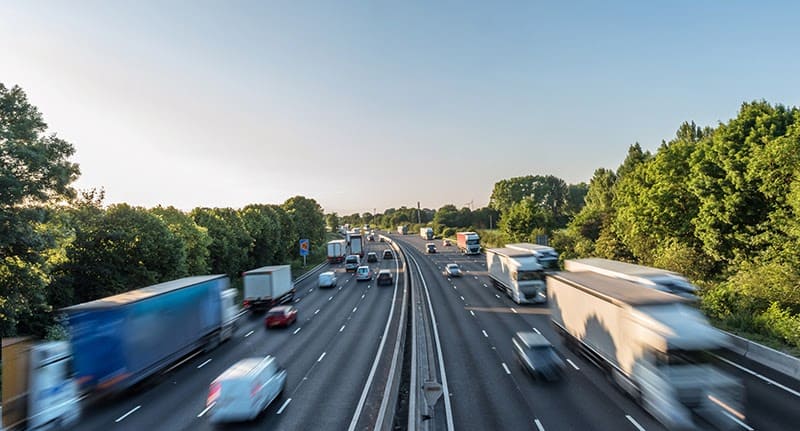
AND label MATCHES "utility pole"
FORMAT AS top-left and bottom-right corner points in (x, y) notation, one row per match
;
(417, 201), (422, 224)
